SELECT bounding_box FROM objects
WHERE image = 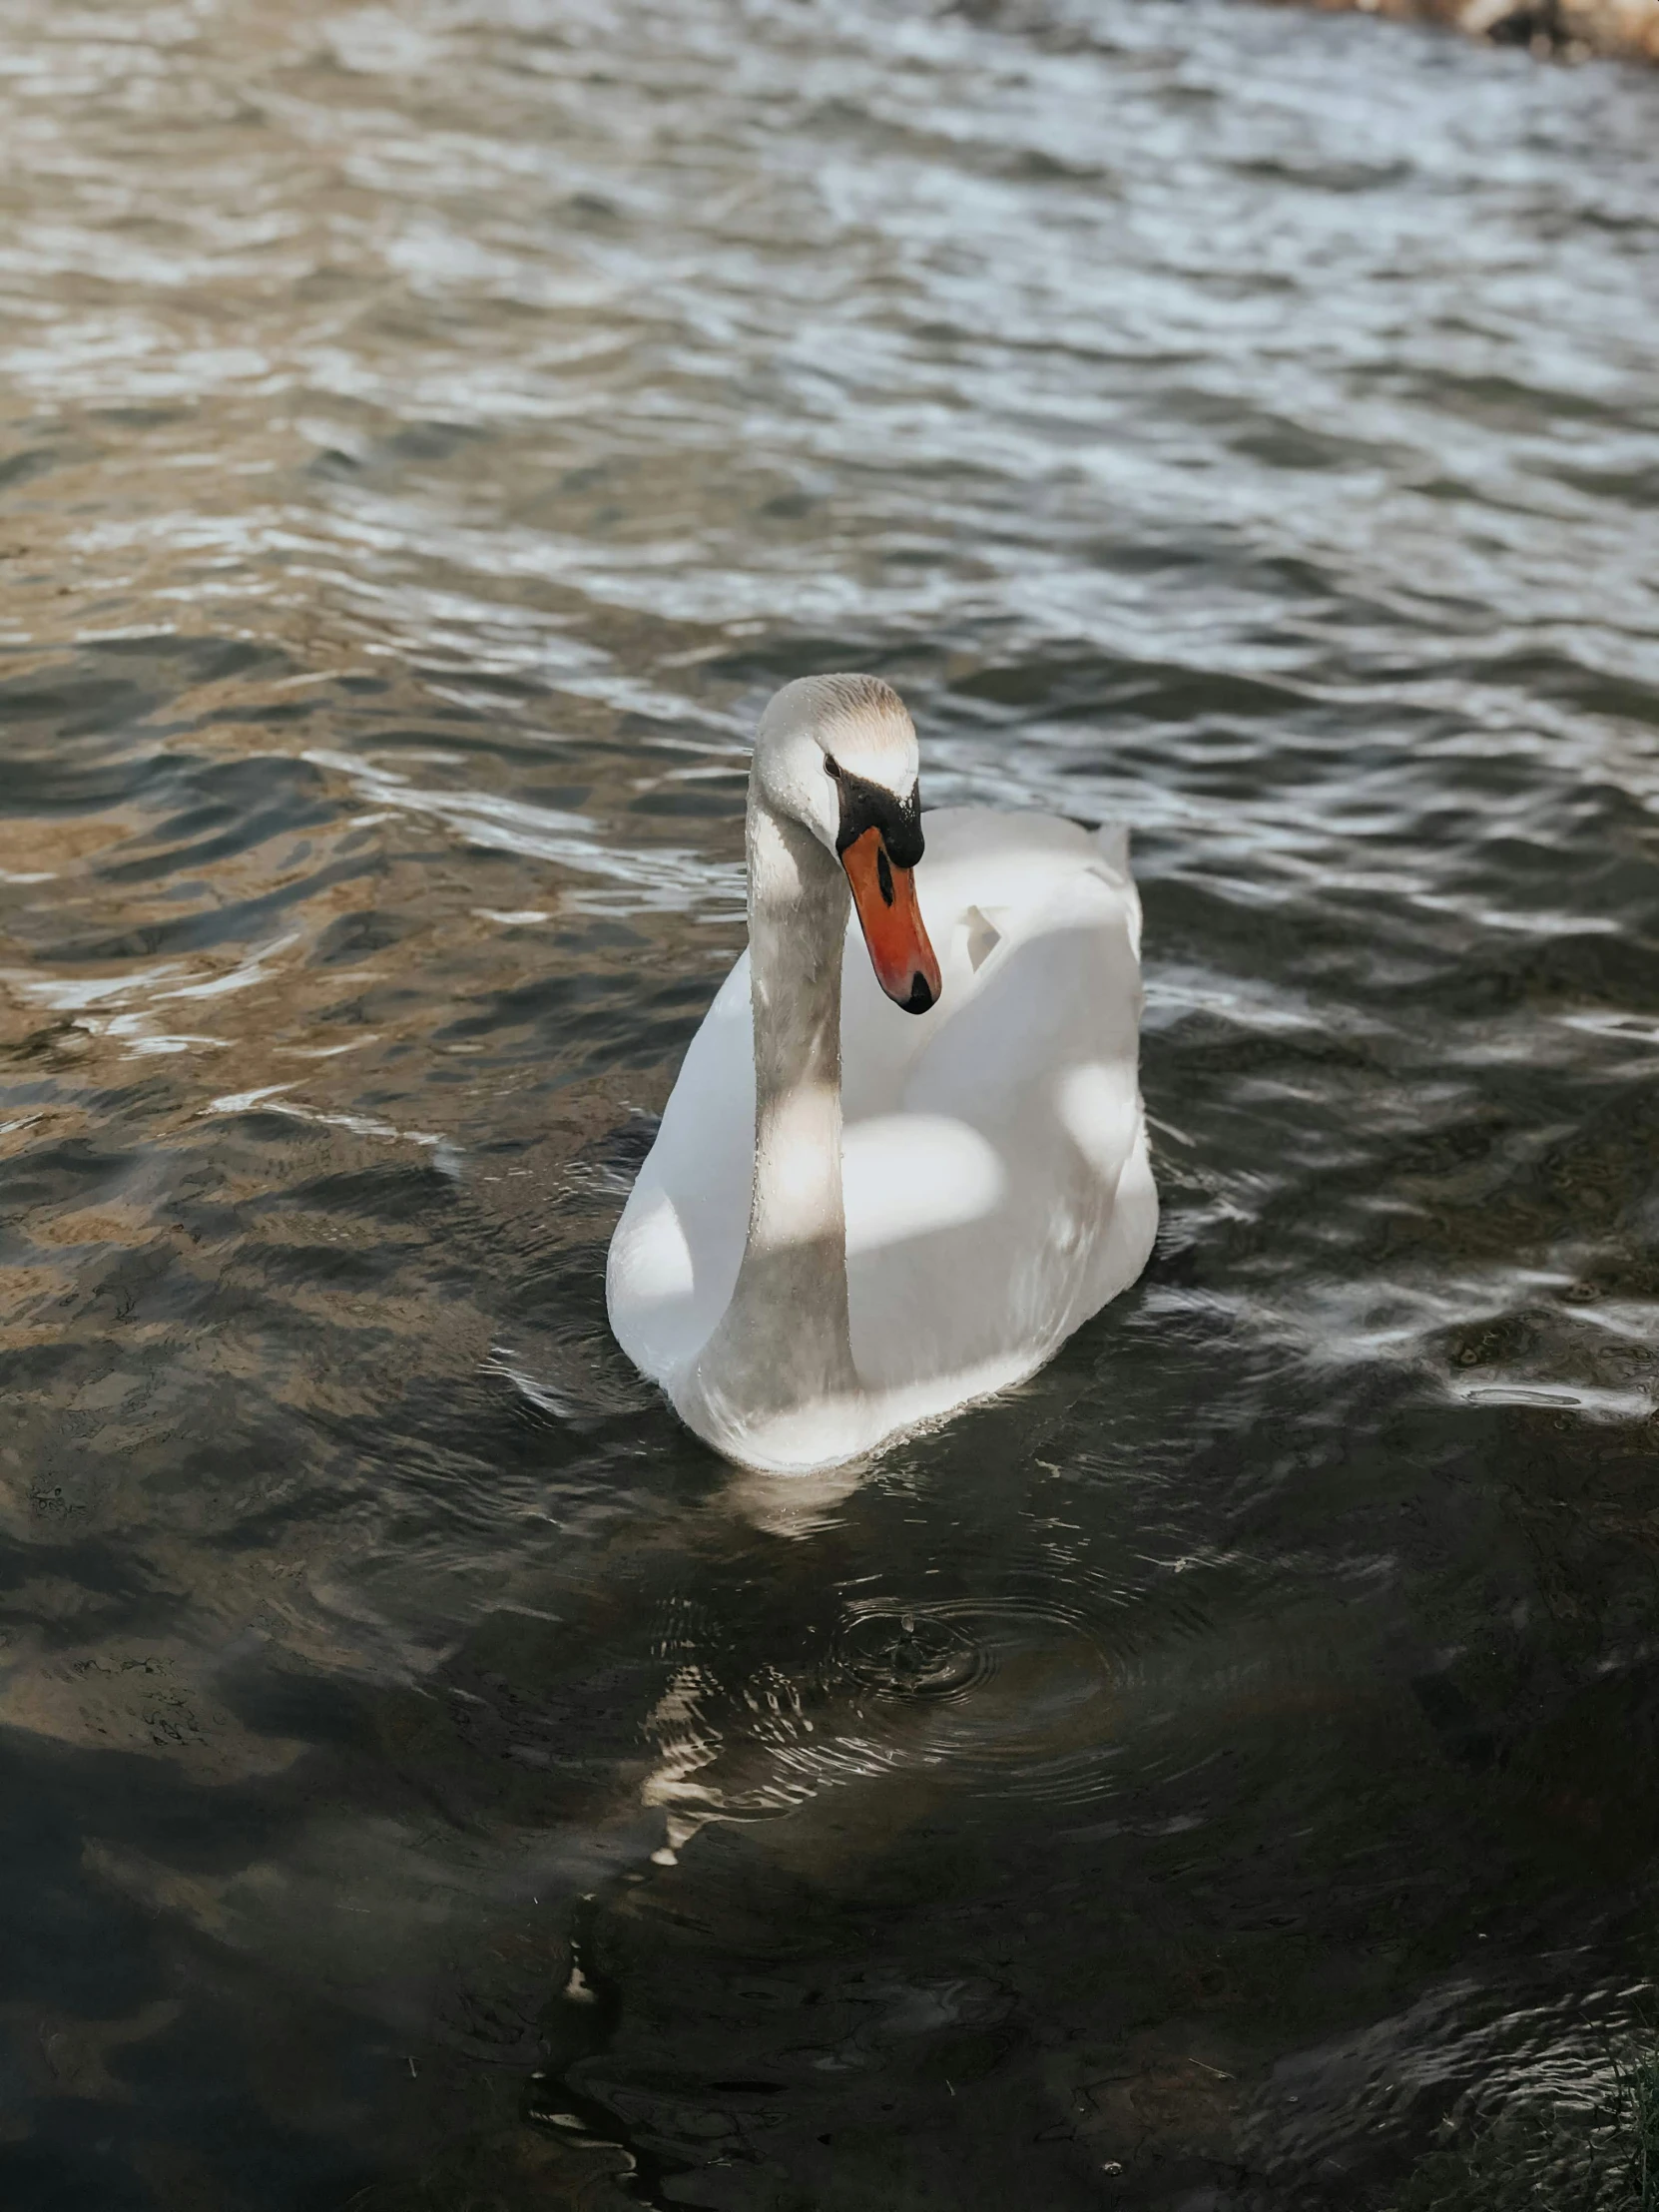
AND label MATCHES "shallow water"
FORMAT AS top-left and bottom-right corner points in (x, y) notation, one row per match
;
(2, 1), (1659, 2204)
